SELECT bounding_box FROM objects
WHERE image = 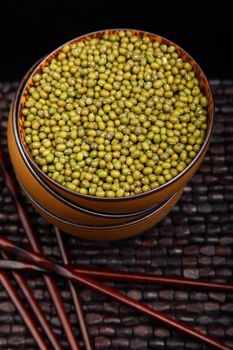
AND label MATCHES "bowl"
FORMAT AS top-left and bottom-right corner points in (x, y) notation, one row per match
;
(22, 185), (184, 240)
(9, 29), (214, 214)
